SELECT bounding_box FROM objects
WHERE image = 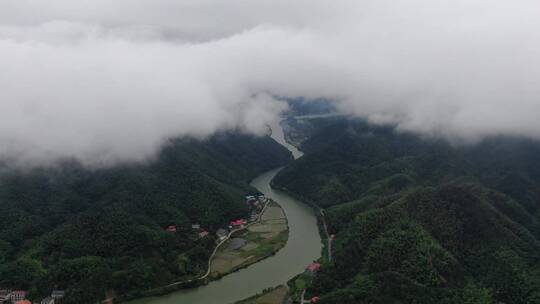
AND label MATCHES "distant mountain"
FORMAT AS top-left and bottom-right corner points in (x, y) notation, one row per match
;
(0, 133), (291, 303)
(283, 98), (336, 117)
(274, 118), (540, 303)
